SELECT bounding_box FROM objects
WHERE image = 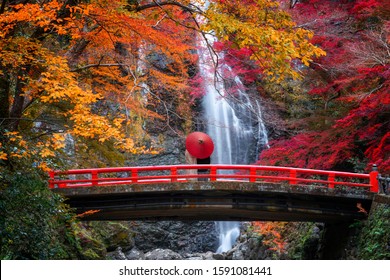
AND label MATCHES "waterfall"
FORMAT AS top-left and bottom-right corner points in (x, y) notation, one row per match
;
(197, 31), (269, 253)
(215, 221), (241, 254)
